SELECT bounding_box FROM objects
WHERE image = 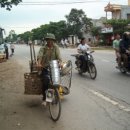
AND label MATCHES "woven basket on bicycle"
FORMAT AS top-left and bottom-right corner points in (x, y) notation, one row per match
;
(60, 60), (72, 95)
(24, 72), (42, 95)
